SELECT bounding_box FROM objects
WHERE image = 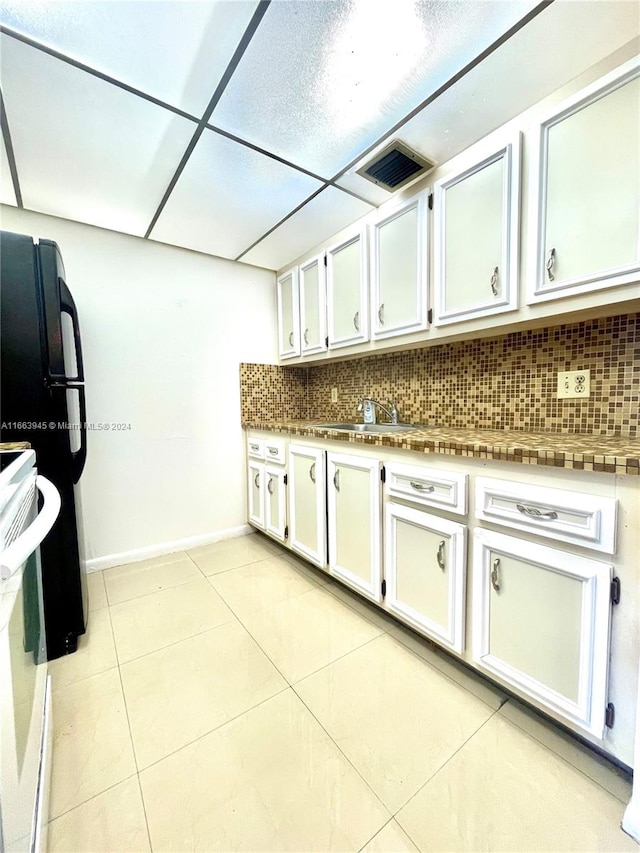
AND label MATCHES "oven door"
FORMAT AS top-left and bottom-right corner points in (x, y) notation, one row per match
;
(0, 473), (60, 853)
